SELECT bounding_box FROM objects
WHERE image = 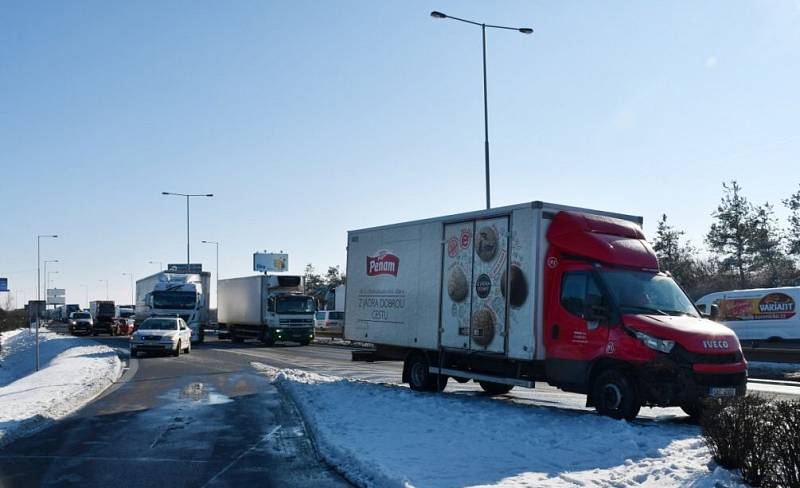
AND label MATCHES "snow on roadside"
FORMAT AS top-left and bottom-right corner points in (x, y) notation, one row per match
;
(0, 327), (123, 448)
(253, 362), (746, 488)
